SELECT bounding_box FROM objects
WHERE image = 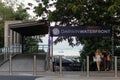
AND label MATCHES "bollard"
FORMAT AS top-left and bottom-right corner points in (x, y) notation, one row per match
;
(87, 56), (89, 77)
(59, 56), (62, 74)
(4, 52), (6, 61)
(115, 56), (117, 77)
(9, 54), (12, 75)
(33, 55), (37, 76)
